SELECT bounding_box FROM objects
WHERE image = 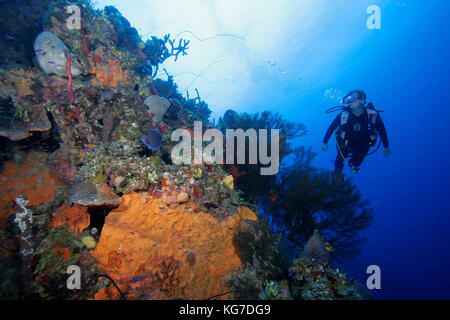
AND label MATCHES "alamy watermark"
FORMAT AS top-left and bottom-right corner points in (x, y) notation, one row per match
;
(367, 5), (381, 30)
(66, 265), (81, 290)
(366, 264), (381, 289)
(170, 121), (280, 175)
(66, 5), (81, 30)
